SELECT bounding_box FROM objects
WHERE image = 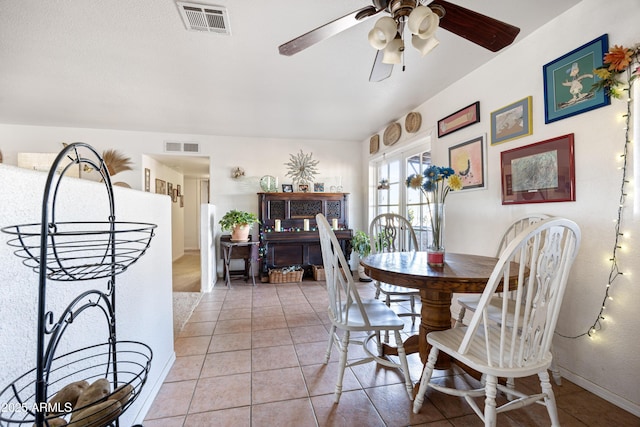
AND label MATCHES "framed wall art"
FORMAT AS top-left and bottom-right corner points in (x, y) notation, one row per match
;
(448, 135), (486, 191)
(144, 168), (151, 192)
(543, 34), (610, 123)
(438, 101), (480, 138)
(500, 133), (575, 205)
(491, 96), (533, 145)
(155, 179), (166, 195)
(167, 182), (173, 198)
